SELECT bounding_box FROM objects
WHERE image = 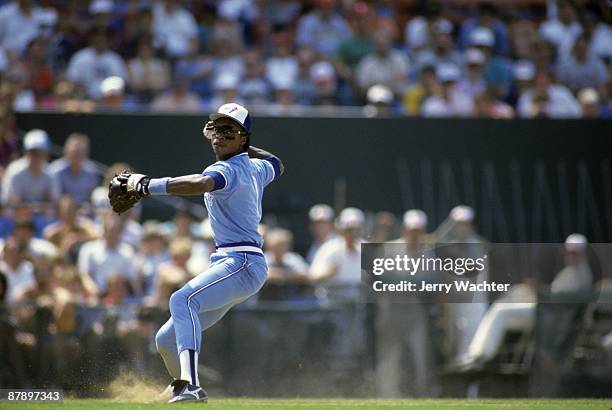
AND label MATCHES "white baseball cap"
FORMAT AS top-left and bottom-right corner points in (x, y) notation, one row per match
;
(90, 0), (113, 15)
(469, 27), (494, 47)
(565, 233), (587, 252)
(513, 60), (535, 81)
(465, 48), (486, 65)
(403, 209), (427, 230)
(309, 204), (334, 221)
(100, 76), (125, 96)
(450, 205), (475, 223)
(366, 84), (394, 104)
(23, 129), (50, 151)
(337, 207), (364, 229)
(210, 103), (252, 132)
(436, 63), (461, 82)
